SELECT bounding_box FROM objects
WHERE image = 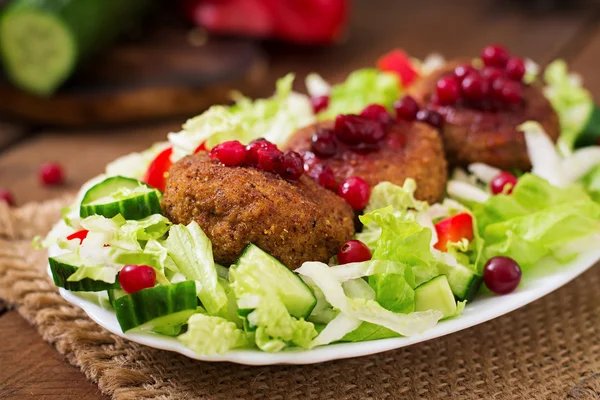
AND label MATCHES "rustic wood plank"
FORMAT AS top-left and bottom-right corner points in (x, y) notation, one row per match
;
(0, 121), (29, 151)
(568, 24), (600, 98)
(267, 0), (600, 88)
(0, 311), (108, 400)
(0, 122), (178, 205)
